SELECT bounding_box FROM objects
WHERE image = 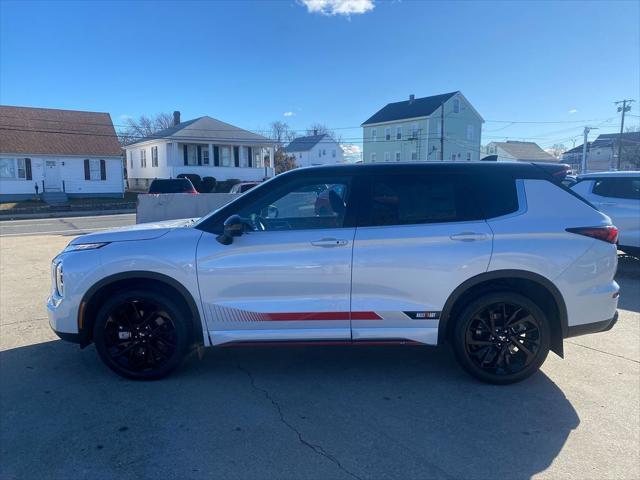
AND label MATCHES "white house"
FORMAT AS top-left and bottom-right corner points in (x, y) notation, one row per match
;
(0, 105), (124, 202)
(284, 132), (344, 167)
(483, 141), (558, 163)
(124, 112), (274, 190)
(362, 91), (484, 163)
